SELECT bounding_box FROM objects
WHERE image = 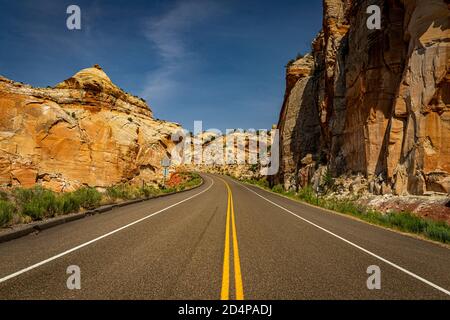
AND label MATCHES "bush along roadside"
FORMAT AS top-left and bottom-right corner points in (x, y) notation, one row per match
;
(0, 172), (202, 229)
(240, 177), (450, 244)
